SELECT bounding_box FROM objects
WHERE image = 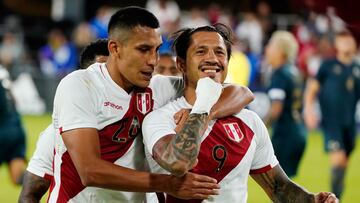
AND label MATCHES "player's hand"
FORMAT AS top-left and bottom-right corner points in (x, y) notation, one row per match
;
(174, 109), (191, 133)
(166, 172), (220, 200)
(303, 107), (319, 130)
(191, 77), (223, 114)
(314, 192), (339, 203)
